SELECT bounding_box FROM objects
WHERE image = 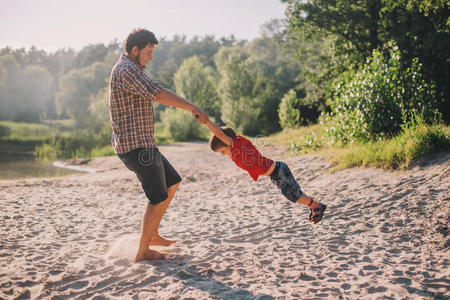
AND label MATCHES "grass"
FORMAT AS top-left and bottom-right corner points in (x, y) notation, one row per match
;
(267, 124), (323, 146)
(0, 121), (56, 142)
(33, 121), (198, 160)
(35, 130), (115, 160)
(0, 120), (205, 161)
(0, 120), (115, 160)
(3, 118), (448, 169)
(267, 122), (450, 171)
(332, 122), (450, 170)
(82, 145), (115, 158)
